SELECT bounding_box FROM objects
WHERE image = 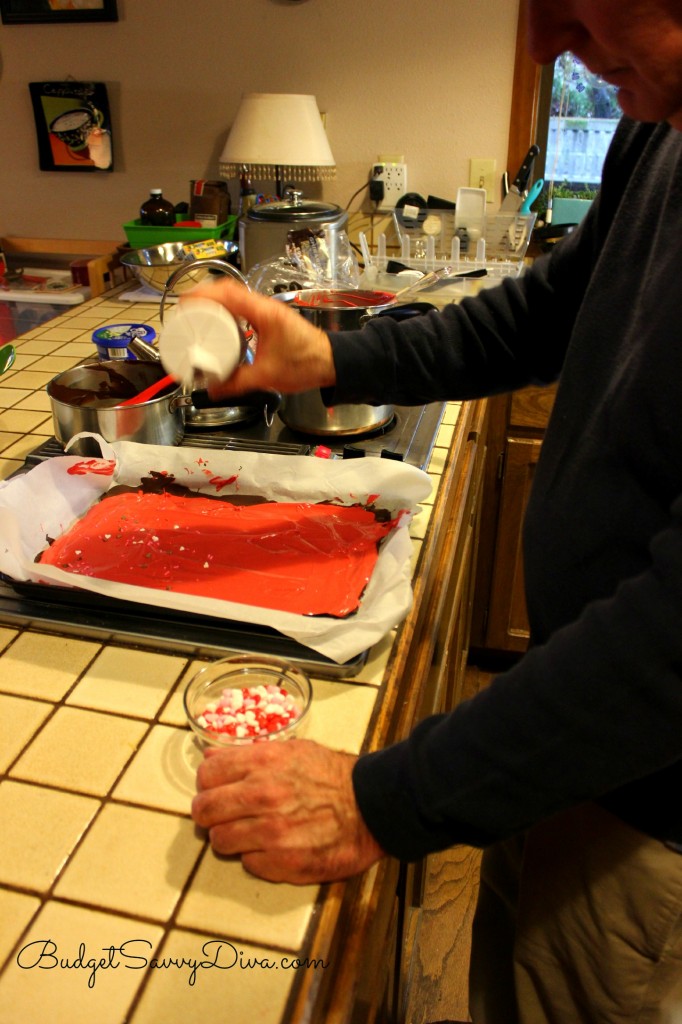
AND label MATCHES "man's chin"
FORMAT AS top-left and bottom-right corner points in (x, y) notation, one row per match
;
(616, 87), (682, 128)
